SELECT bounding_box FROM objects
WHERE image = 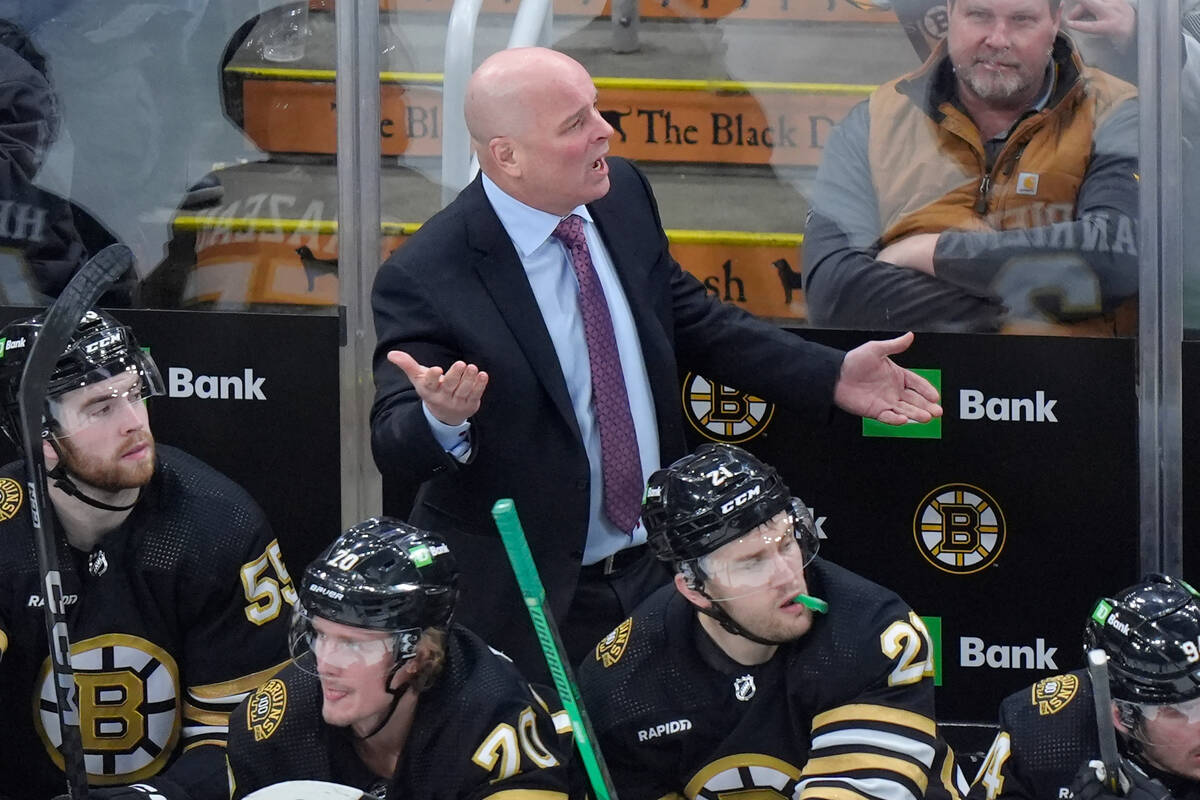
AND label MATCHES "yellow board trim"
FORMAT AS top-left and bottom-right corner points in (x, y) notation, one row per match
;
(174, 216), (802, 248)
(224, 65), (877, 96)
